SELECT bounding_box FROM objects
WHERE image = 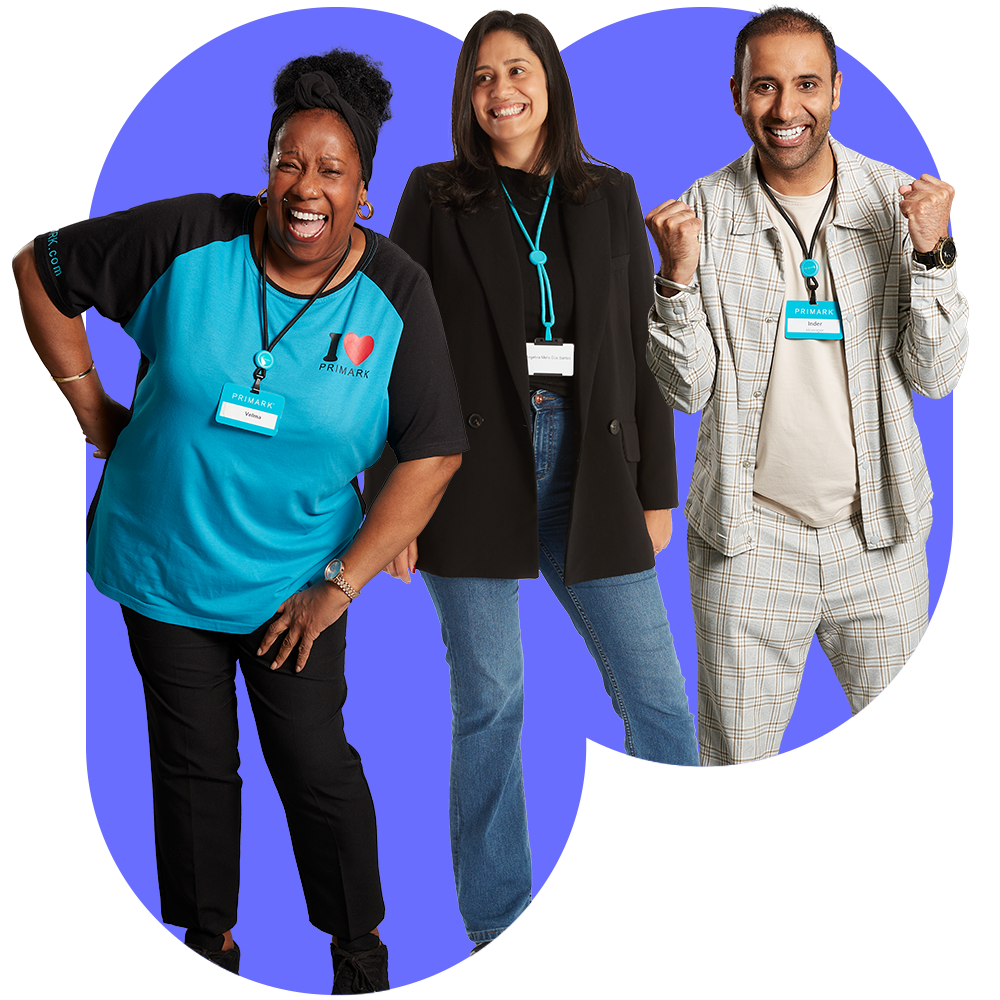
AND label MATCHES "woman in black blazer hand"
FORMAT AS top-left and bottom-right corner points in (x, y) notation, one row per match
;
(365, 10), (699, 947)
